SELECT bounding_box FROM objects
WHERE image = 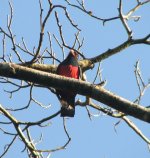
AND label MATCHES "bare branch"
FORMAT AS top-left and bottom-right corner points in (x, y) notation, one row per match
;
(123, 0), (150, 22)
(7, 1), (24, 63)
(16, 38), (34, 57)
(81, 35), (150, 71)
(29, 2), (54, 64)
(134, 61), (150, 104)
(77, 95), (150, 147)
(93, 62), (102, 84)
(55, 11), (85, 59)
(64, 8), (81, 31)
(118, 0), (132, 38)
(0, 104), (40, 157)
(13, 33), (150, 74)
(21, 110), (60, 128)
(65, 0), (119, 24)
(123, 116), (150, 144)
(0, 27), (11, 38)
(47, 32), (61, 64)
(0, 136), (17, 158)
(8, 2), (13, 29)
(73, 31), (84, 51)
(0, 127), (16, 136)
(53, 34), (65, 58)
(76, 97), (124, 118)
(63, 118), (71, 141)
(1, 62), (150, 122)
(39, 0), (43, 30)
(55, 11), (66, 47)
(1, 34), (7, 62)
(142, 0), (150, 5)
